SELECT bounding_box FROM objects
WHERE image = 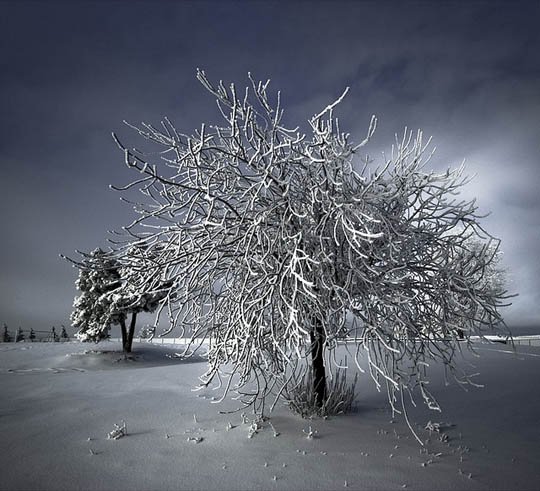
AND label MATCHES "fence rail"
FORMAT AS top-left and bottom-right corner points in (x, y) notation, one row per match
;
(111, 335), (540, 347)
(3, 332), (539, 347)
(109, 337), (206, 345)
